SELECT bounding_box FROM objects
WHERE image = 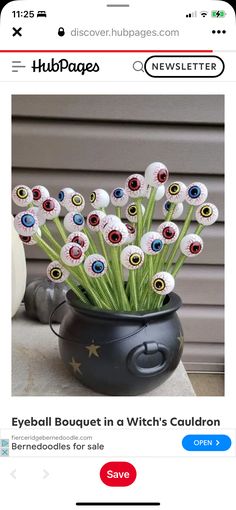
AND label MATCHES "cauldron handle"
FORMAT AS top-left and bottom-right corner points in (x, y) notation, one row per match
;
(127, 341), (170, 377)
(49, 300), (68, 340)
